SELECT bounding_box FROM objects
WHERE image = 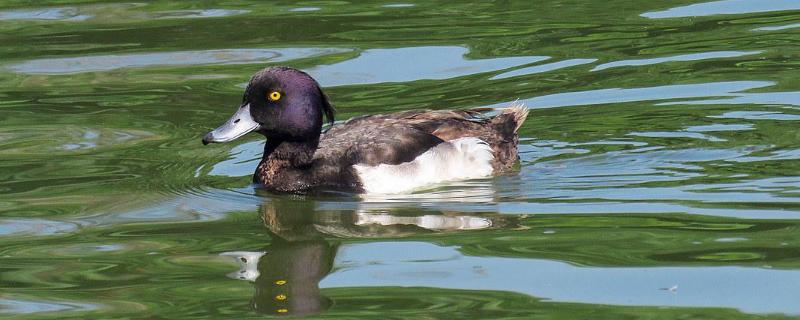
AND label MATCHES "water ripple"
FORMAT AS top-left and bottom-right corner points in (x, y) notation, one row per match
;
(289, 7), (321, 12)
(6, 47), (352, 74)
(753, 22), (800, 31)
(491, 58), (597, 80)
(0, 1), (799, 318)
(382, 4), (416, 8)
(323, 241), (800, 314)
(205, 141), (263, 178)
(591, 51), (761, 71)
(659, 91), (800, 106)
(75, 187), (260, 226)
(684, 123), (755, 132)
(495, 81), (774, 109)
(149, 9), (249, 19)
(628, 131), (725, 142)
(0, 298), (98, 314)
(0, 219), (80, 237)
(307, 46), (547, 87)
(0, 7), (91, 21)
(710, 111), (800, 121)
(0, 3), (143, 22)
(642, 0), (800, 19)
